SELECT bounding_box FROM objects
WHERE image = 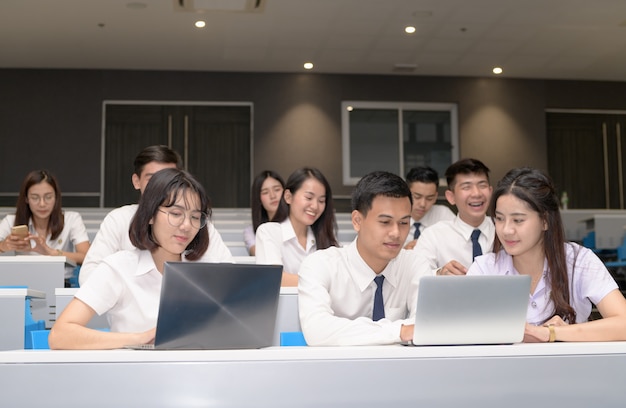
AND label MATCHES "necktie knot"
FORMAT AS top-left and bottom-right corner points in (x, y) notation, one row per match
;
(471, 229), (482, 260)
(413, 222), (422, 239)
(373, 275), (385, 321)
